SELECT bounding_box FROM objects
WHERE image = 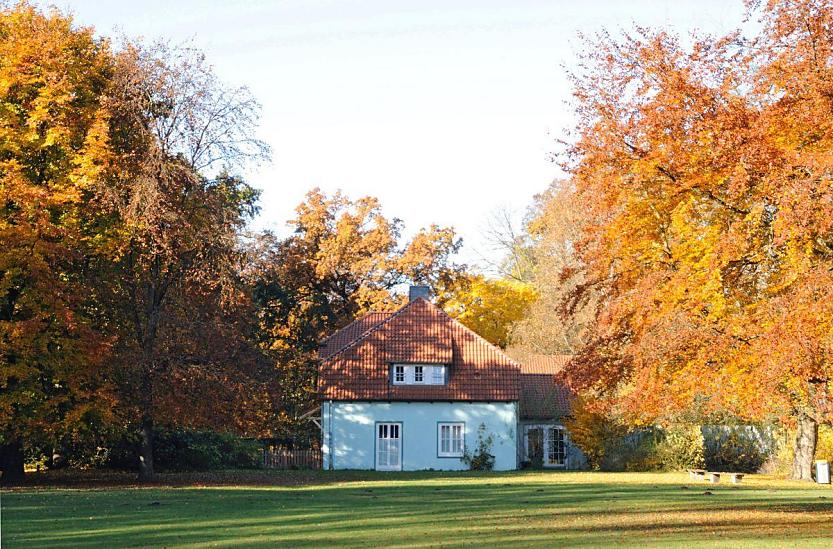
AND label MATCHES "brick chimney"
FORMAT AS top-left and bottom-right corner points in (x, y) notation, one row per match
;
(408, 285), (431, 302)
